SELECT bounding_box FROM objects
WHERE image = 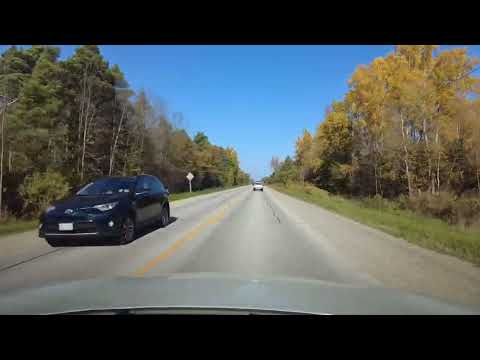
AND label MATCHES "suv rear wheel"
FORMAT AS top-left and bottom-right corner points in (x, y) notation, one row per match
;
(160, 206), (170, 227)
